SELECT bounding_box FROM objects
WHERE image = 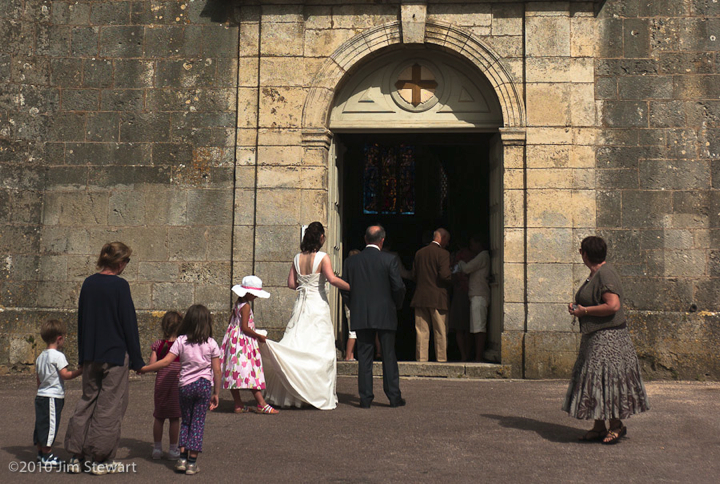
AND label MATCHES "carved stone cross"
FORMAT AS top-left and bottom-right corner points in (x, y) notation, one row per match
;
(395, 64), (438, 107)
